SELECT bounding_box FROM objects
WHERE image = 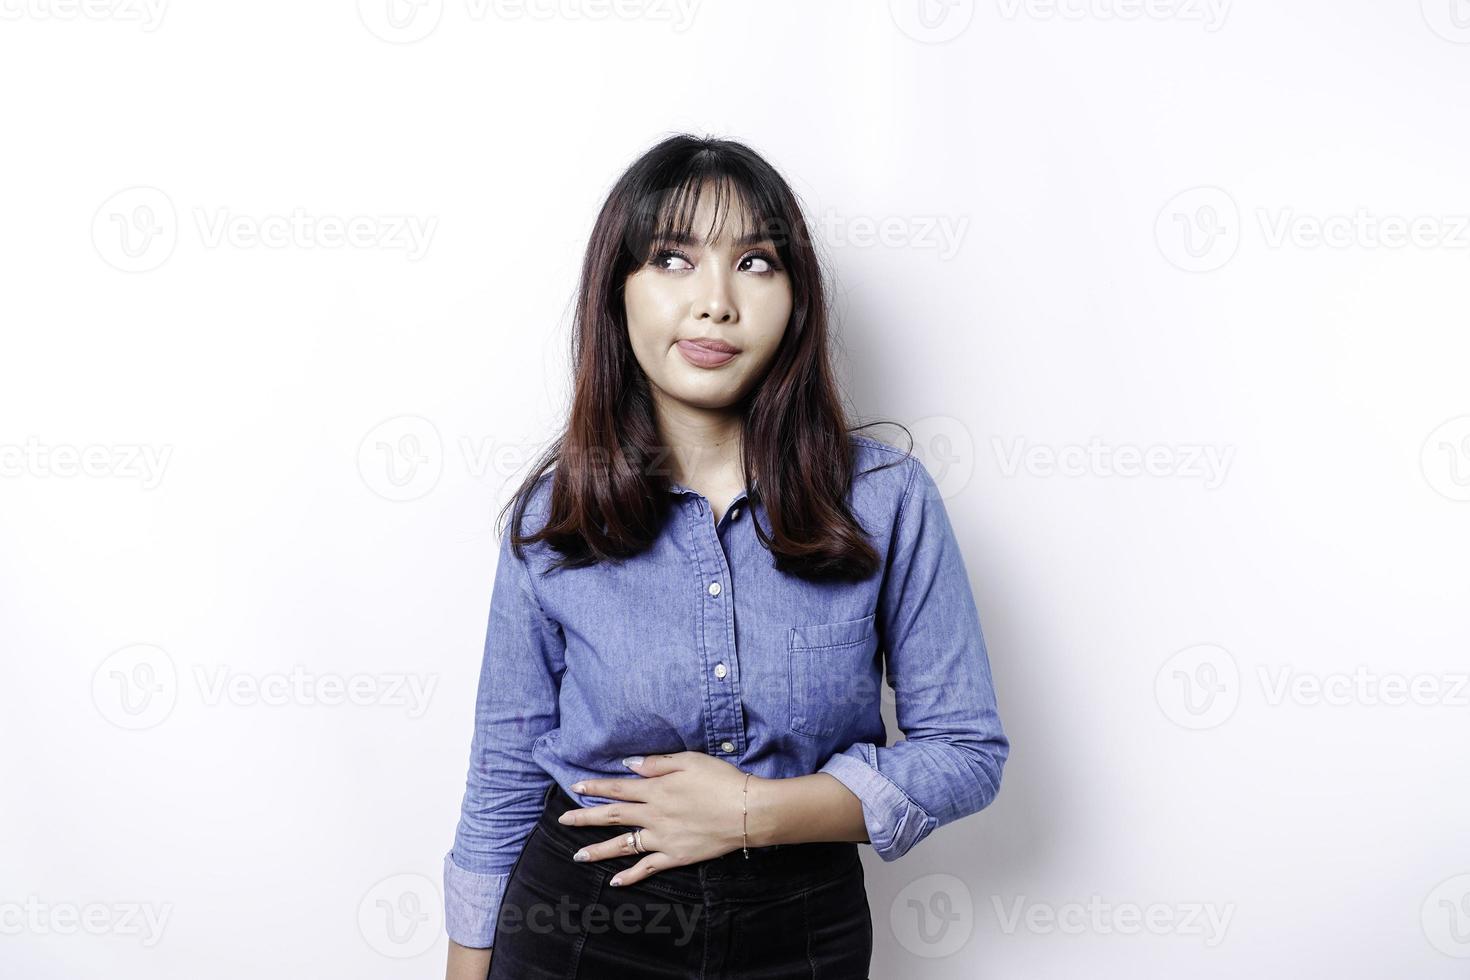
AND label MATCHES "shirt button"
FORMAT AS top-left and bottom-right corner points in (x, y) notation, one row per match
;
(707, 581), (721, 596)
(729, 507), (740, 520)
(714, 663), (728, 679)
(720, 741), (735, 753)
